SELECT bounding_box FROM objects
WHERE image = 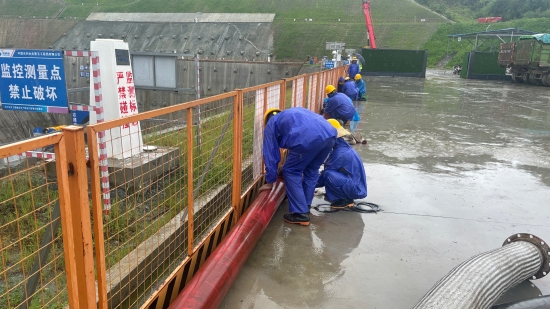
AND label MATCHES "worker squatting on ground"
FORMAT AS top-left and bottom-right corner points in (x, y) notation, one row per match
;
(323, 85), (356, 123)
(348, 57), (360, 78)
(260, 107), (337, 226)
(316, 119), (367, 208)
(355, 74), (367, 101)
(342, 77), (358, 101)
